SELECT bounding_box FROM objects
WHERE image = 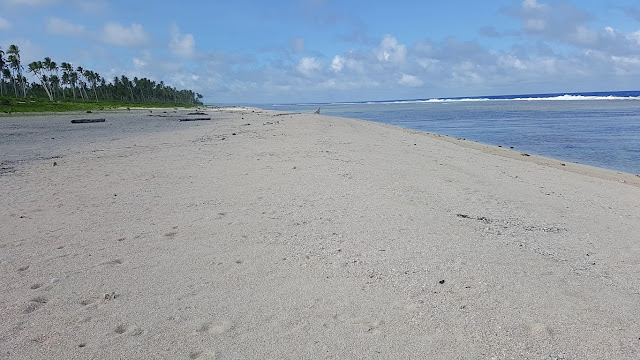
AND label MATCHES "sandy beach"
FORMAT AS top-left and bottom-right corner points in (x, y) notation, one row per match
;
(1, 108), (639, 359)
